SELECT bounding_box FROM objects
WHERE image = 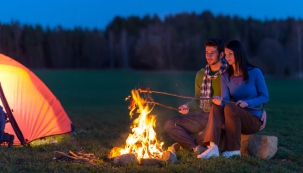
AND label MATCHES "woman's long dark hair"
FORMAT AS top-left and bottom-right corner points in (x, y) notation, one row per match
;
(225, 40), (255, 81)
